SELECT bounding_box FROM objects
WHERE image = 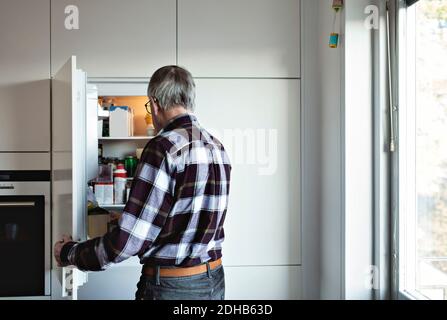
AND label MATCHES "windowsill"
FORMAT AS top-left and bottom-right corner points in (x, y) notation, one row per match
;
(398, 290), (429, 300)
